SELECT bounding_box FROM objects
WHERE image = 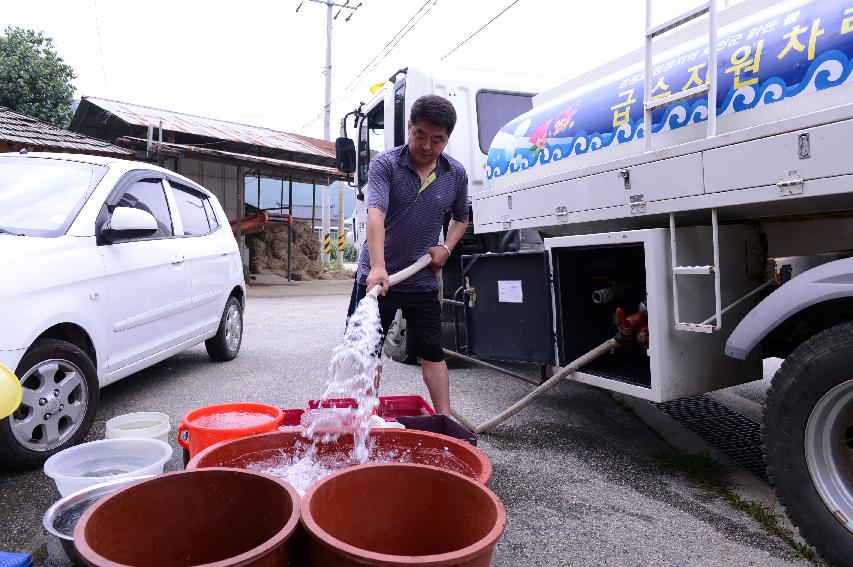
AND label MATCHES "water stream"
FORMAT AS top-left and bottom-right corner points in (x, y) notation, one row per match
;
(250, 294), (385, 494)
